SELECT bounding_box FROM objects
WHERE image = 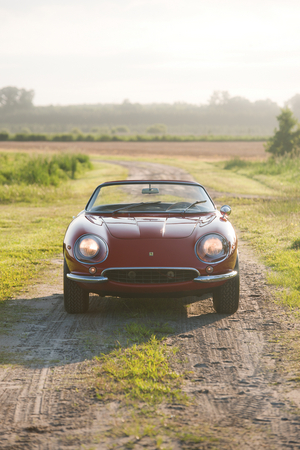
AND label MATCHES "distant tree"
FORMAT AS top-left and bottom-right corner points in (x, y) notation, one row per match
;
(18, 89), (34, 108)
(146, 123), (167, 134)
(90, 126), (101, 133)
(90, 126), (110, 134)
(0, 129), (9, 141)
(111, 125), (130, 134)
(208, 91), (230, 105)
(285, 94), (300, 120)
(70, 127), (82, 135)
(0, 86), (34, 110)
(21, 127), (31, 134)
(265, 108), (300, 156)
